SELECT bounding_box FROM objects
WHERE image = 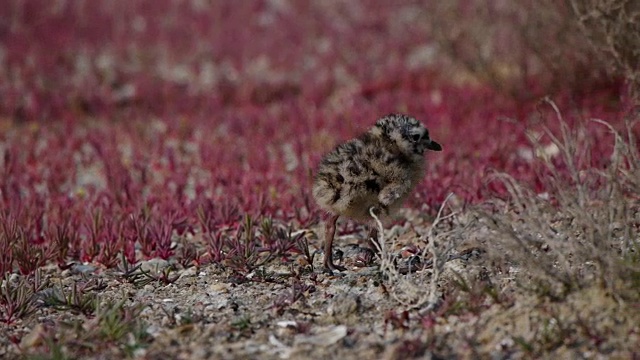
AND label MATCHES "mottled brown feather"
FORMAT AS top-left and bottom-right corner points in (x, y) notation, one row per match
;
(313, 113), (441, 220)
